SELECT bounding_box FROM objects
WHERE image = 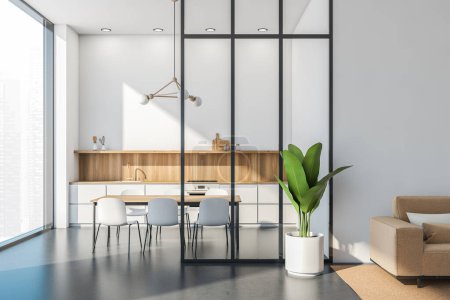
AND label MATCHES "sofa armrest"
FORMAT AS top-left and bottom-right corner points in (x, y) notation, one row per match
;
(370, 216), (424, 276)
